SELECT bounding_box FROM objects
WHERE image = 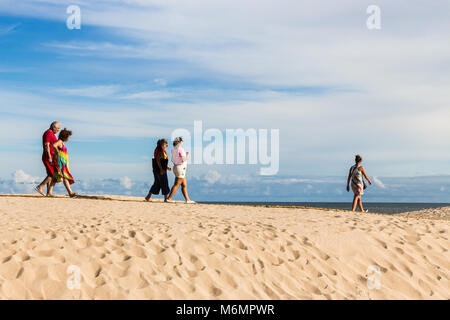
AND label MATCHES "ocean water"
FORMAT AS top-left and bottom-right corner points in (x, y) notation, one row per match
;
(199, 202), (450, 214)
